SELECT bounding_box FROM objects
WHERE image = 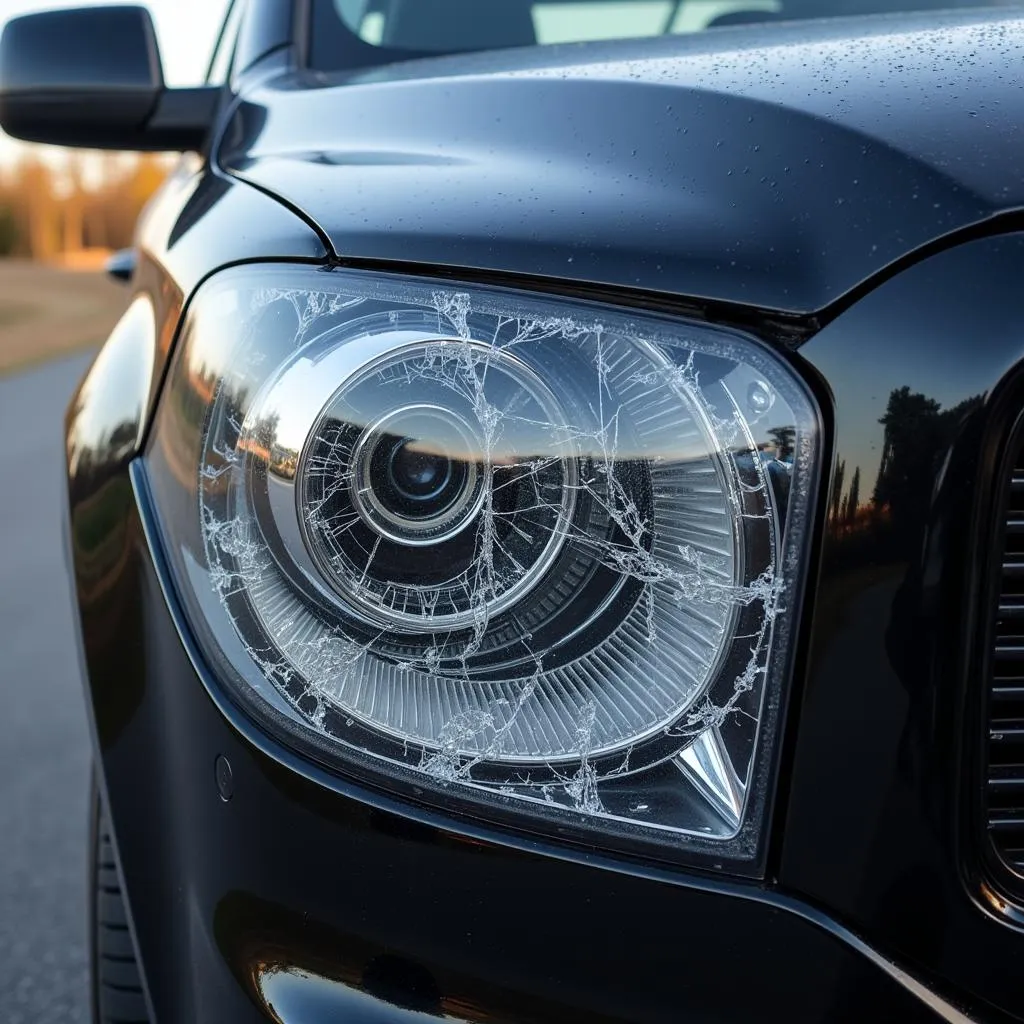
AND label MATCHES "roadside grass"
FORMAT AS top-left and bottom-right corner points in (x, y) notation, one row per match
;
(0, 260), (127, 377)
